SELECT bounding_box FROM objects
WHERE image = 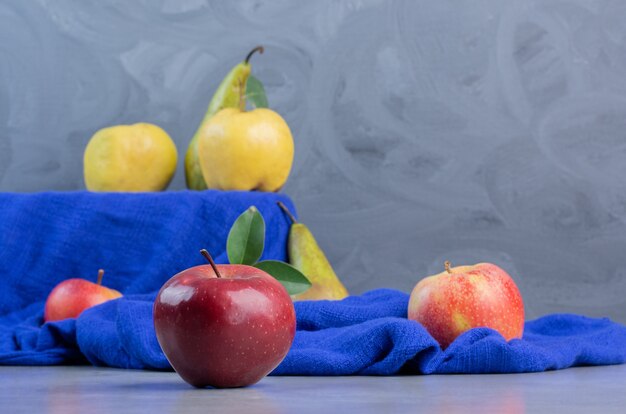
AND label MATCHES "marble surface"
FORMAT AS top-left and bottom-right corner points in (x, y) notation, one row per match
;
(1, 1), (626, 322)
(1, 365), (625, 413)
